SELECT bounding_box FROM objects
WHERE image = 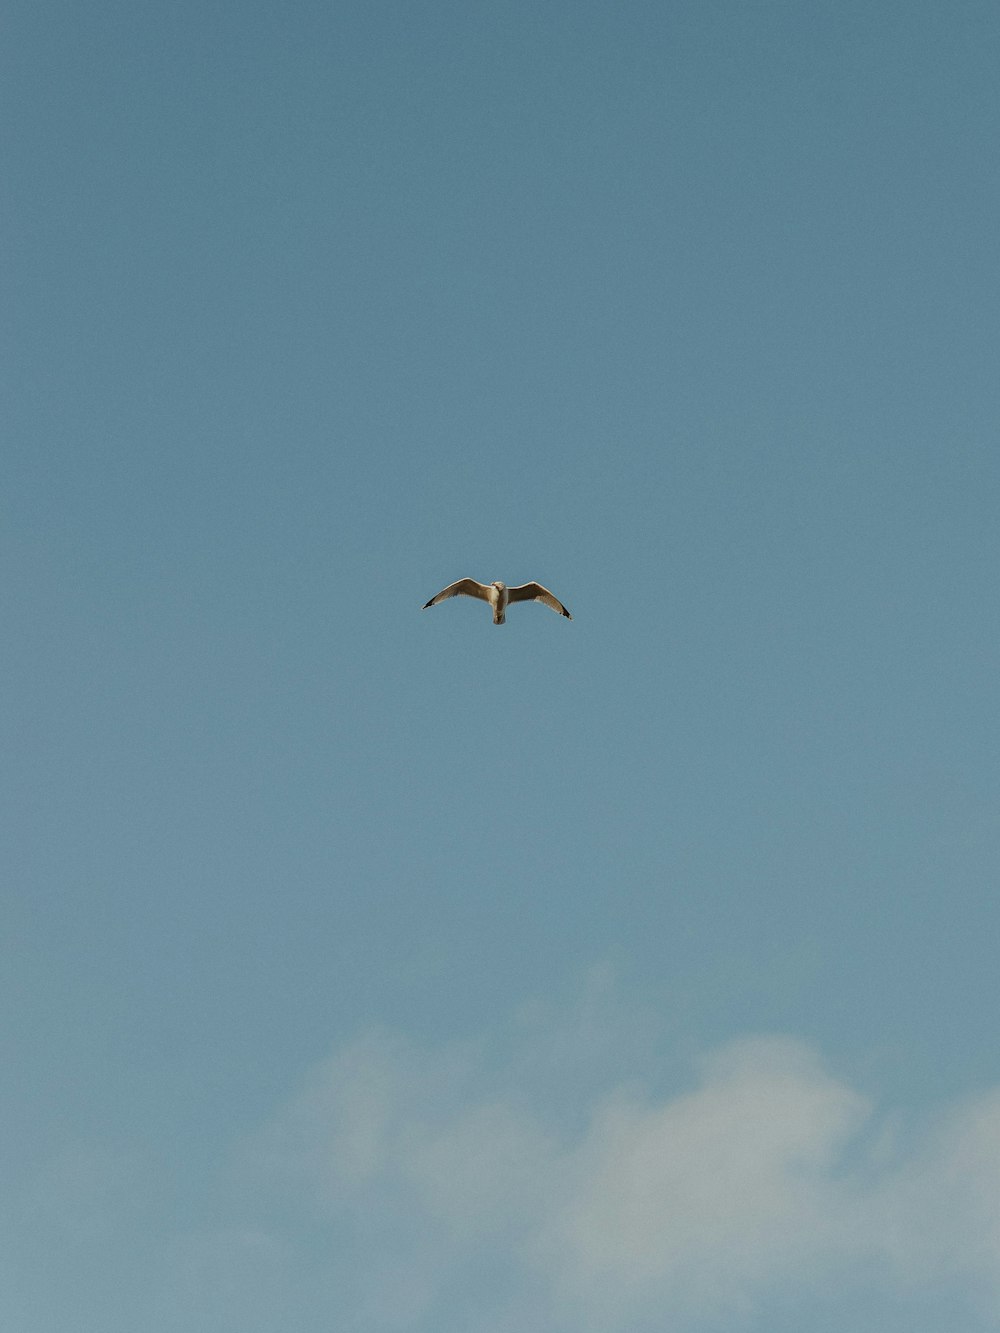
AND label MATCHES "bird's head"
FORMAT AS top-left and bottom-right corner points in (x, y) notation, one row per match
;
(492, 581), (505, 591)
